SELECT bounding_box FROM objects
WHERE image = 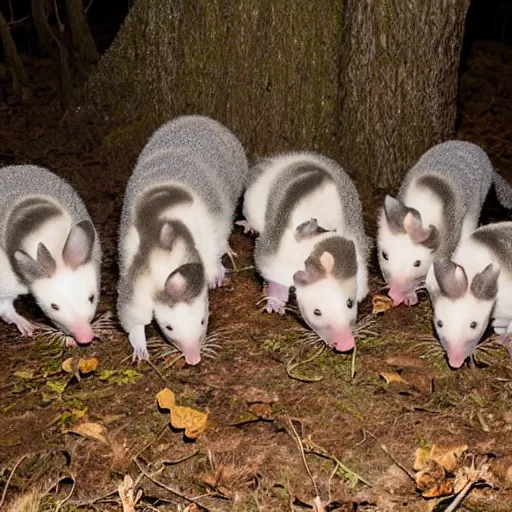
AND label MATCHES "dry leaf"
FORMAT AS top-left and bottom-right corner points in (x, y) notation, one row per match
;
(421, 480), (454, 498)
(62, 357), (99, 375)
(372, 294), (393, 315)
(118, 474), (142, 512)
(380, 371), (407, 384)
(415, 444), (468, 472)
(78, 357), (99, 374)
(241, 386), (279, 404)
(157, 388), (208, 439)
(67, 421), (108, 444)
(248, 403), (272, 419)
